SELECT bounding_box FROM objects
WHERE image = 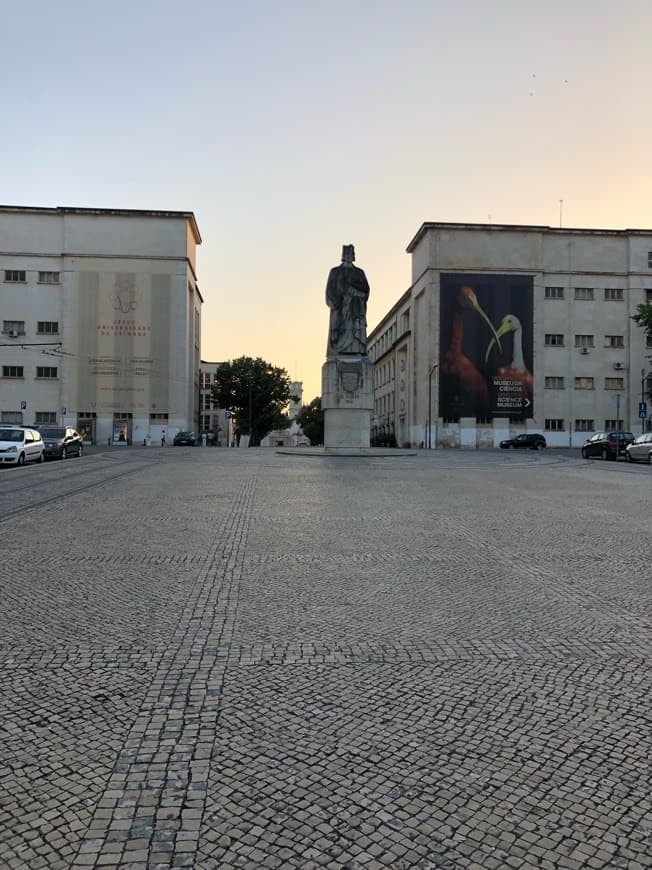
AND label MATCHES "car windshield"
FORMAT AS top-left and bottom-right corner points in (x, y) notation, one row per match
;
(613, 432), (633, 440)
(39, 428), (65, 438)
(0, 429), (23, 441)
